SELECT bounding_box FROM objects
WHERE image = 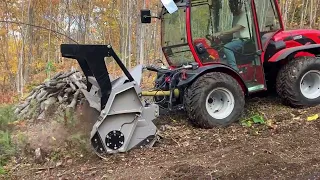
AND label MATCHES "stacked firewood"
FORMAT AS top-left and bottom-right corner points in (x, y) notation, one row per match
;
(14, 68), (87, 120)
